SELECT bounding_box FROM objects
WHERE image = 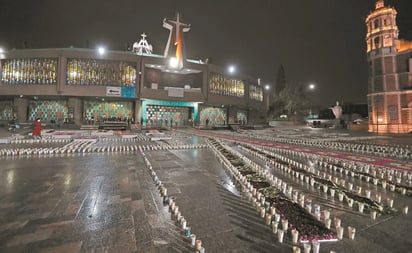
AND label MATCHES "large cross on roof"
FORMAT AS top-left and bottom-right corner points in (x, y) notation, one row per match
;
(163, 13), (191, 70)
